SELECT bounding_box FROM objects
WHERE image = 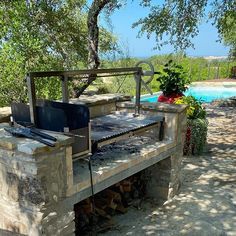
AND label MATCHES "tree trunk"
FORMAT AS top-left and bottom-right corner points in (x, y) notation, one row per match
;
(76, 0), (110, 97)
